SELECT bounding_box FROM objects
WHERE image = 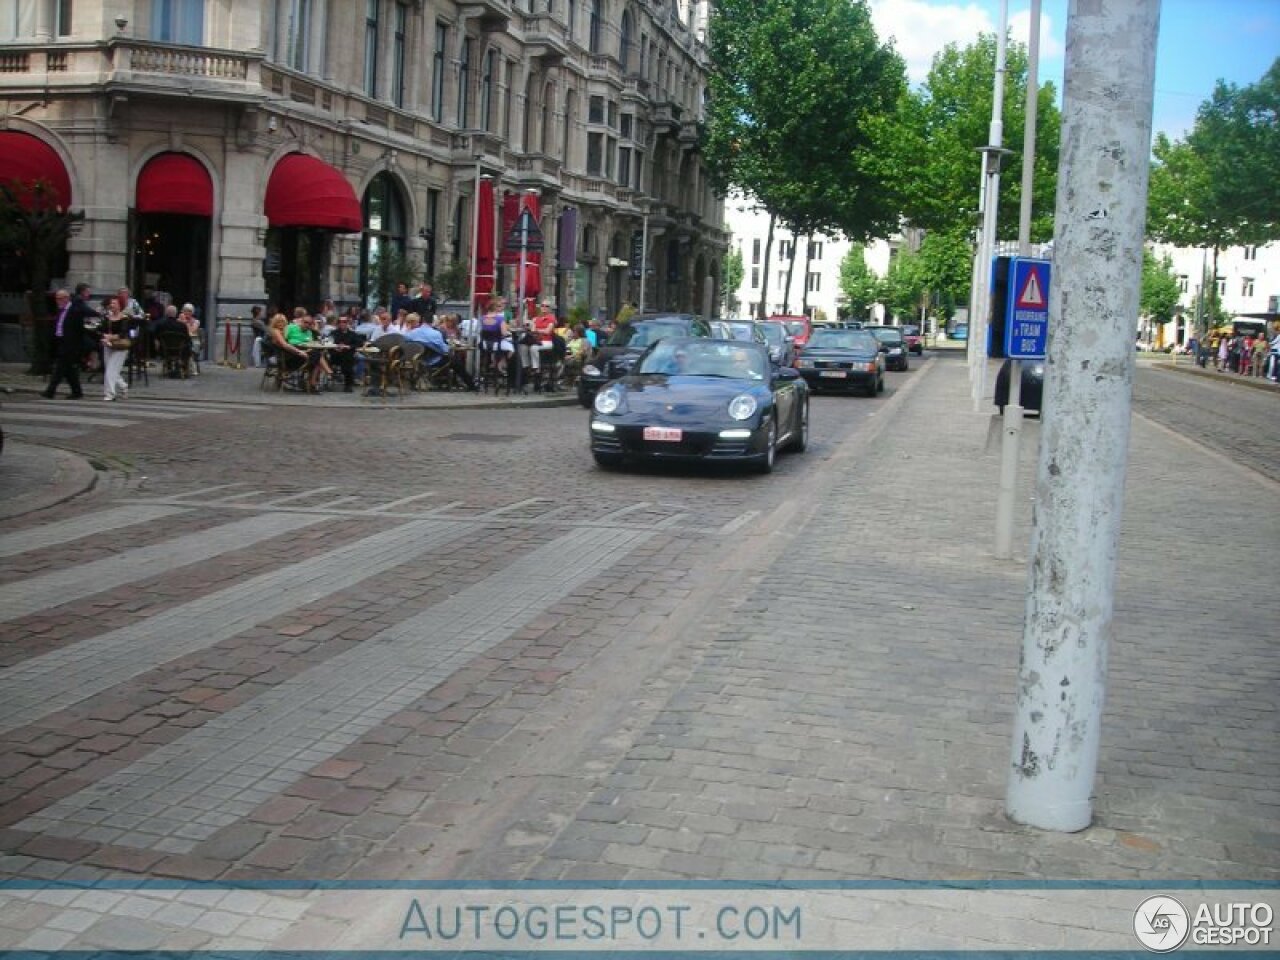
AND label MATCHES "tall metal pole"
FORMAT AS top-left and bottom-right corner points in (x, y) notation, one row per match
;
(994, 0), (1040, 559)
(1006, 0), (1161, 832)
(467, 158), (483, 322)
(638, 205), (650, 314)
(970, 0), (1009, 410)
